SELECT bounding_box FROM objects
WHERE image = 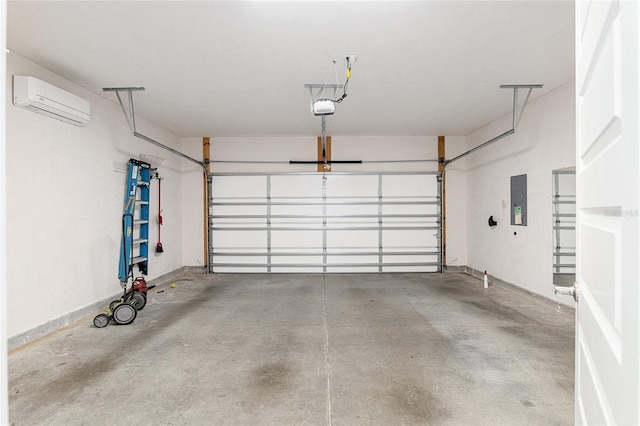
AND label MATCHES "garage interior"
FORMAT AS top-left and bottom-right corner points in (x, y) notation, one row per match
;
(3, 1), (579, 424)
(9, 273), (574, 425)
